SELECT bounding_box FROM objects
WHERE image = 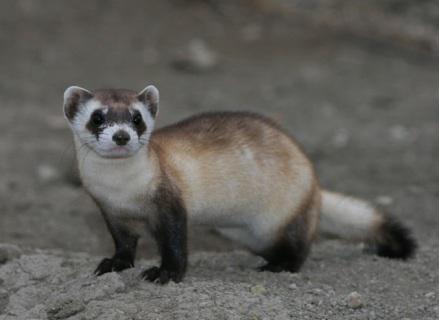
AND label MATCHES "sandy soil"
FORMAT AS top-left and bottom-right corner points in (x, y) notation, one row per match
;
(0, 0), (438, 319)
